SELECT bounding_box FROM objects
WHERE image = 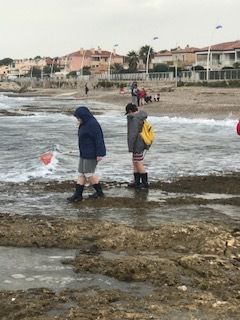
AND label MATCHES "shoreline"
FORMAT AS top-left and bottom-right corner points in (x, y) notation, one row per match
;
(12, 85), (240, 120)
(2, 84), (240, 118)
